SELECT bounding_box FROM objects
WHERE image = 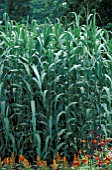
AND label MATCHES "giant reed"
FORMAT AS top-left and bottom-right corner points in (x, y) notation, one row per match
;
(0, 13), (112, 162)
